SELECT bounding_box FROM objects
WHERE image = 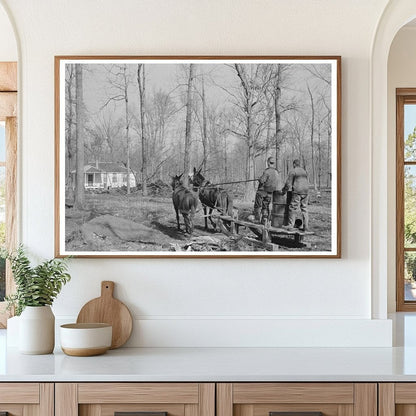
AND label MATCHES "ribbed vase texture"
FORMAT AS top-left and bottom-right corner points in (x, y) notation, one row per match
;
(19, 306), (55, 354)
